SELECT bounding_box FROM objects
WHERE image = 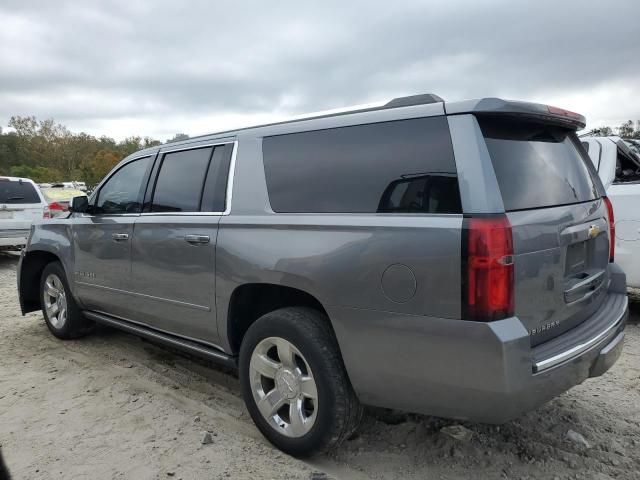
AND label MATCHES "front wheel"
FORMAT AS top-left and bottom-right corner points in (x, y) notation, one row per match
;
(40, 261), (93, 339)
(239, 307), (363, 457)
